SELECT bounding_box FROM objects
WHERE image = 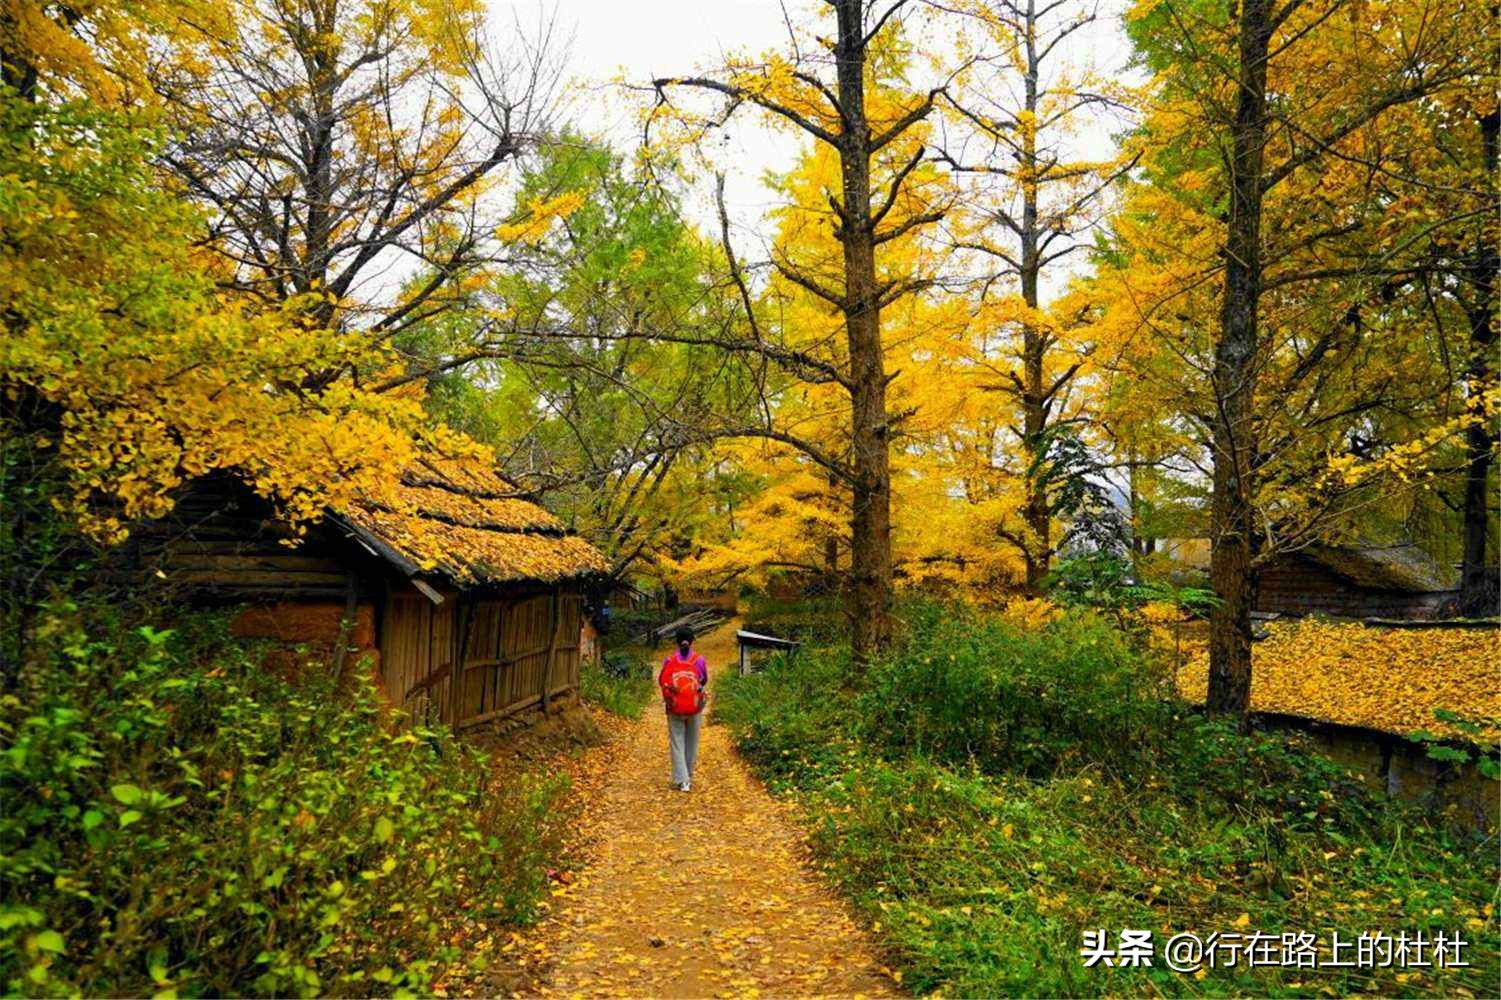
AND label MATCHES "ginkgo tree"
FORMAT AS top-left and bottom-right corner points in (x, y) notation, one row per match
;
(0, 101), (453, 530)
(153, 0), (564, 338)
(396, 138), (758, 586)
(1428, 105), (1498, 615)
(0, 35), (478, 669)
(0, 0), (229, 102)
(1089, 0), (1492, 715)
(0, 0), (533, 526)
(650, 0), (973, 662)
(672, 140), (984, 597)
(936, 0), (1138, 590)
